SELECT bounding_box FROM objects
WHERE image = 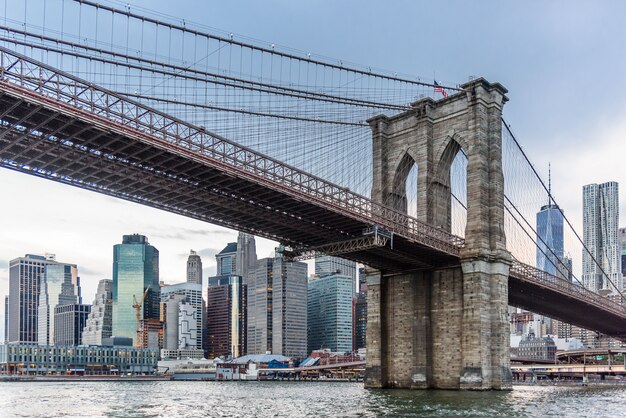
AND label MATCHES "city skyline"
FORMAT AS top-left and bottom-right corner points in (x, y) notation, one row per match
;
(2, 1), (626, 405)
(2, 0), (626, 349)
(0, 1), (626, 304)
